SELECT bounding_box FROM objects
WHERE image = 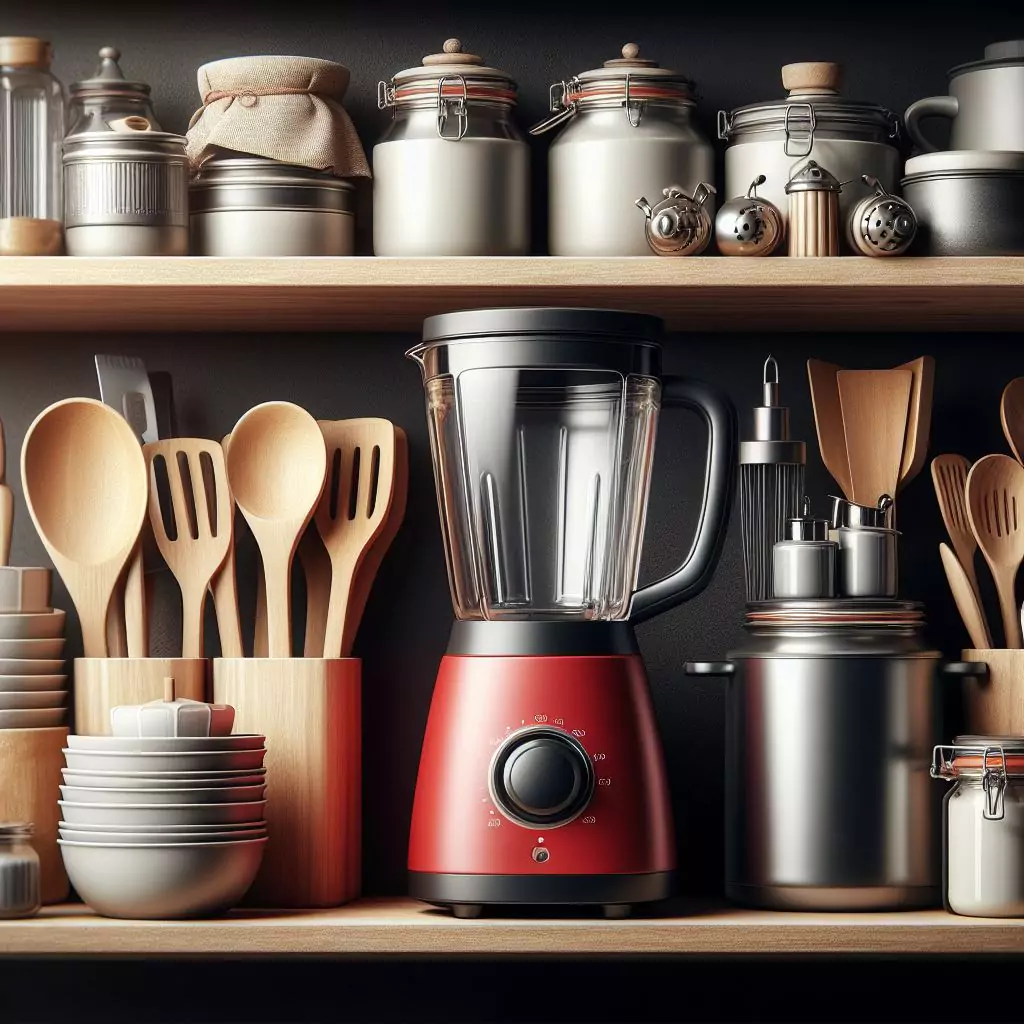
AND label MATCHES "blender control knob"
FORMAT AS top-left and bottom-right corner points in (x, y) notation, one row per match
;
(490, 728), (595, 827)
